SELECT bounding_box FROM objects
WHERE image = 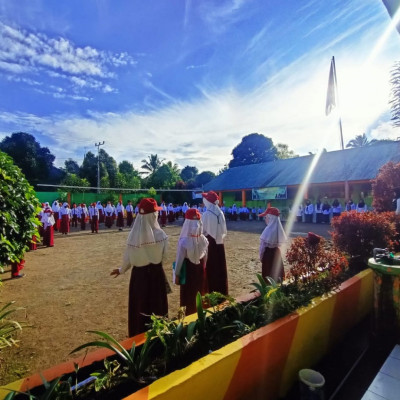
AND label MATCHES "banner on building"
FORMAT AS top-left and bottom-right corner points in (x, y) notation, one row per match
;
(252, 186), (287, 200)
